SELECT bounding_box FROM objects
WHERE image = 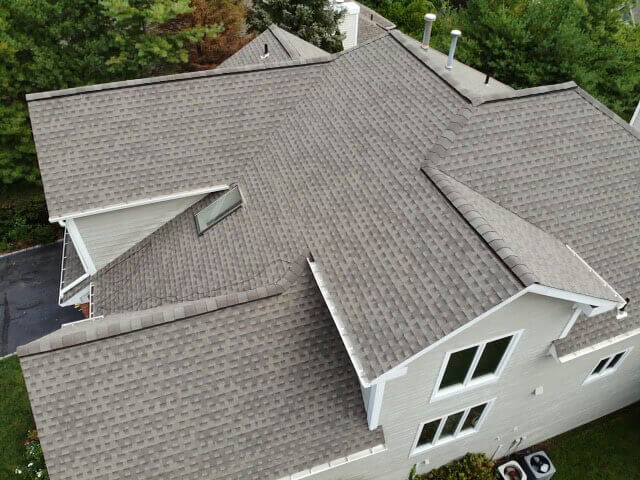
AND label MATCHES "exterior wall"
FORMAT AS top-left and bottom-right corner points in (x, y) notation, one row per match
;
(73, 195), (204, 270)
(300, 292), (640, 480)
